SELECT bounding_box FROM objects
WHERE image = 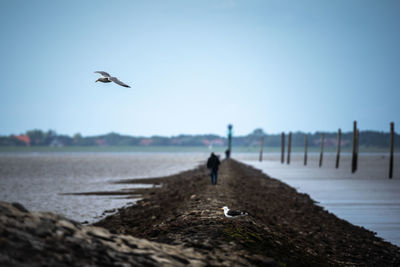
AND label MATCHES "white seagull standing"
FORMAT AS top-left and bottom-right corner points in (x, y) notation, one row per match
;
(94, 71), (131, 88)
(221, 206), (248, 218)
